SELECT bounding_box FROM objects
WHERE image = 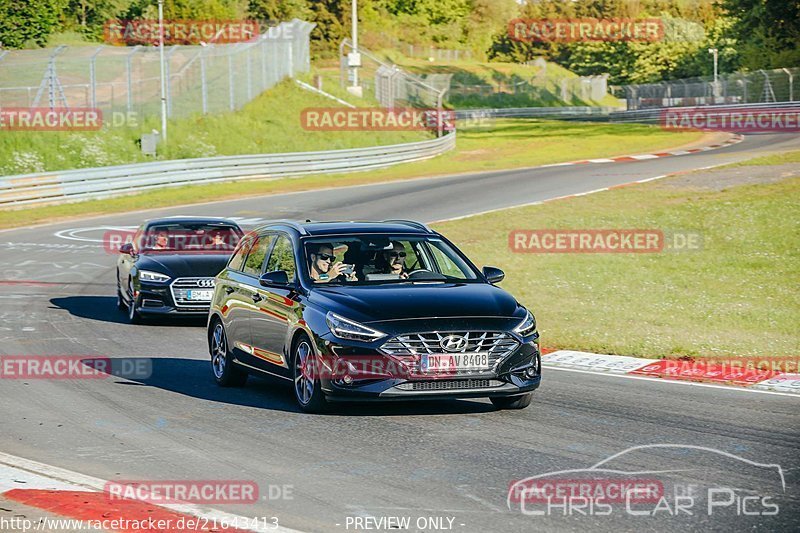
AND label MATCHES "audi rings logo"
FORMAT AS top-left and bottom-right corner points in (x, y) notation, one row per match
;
(440, 335), (468, 352)
(197, 279), (215, 288)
